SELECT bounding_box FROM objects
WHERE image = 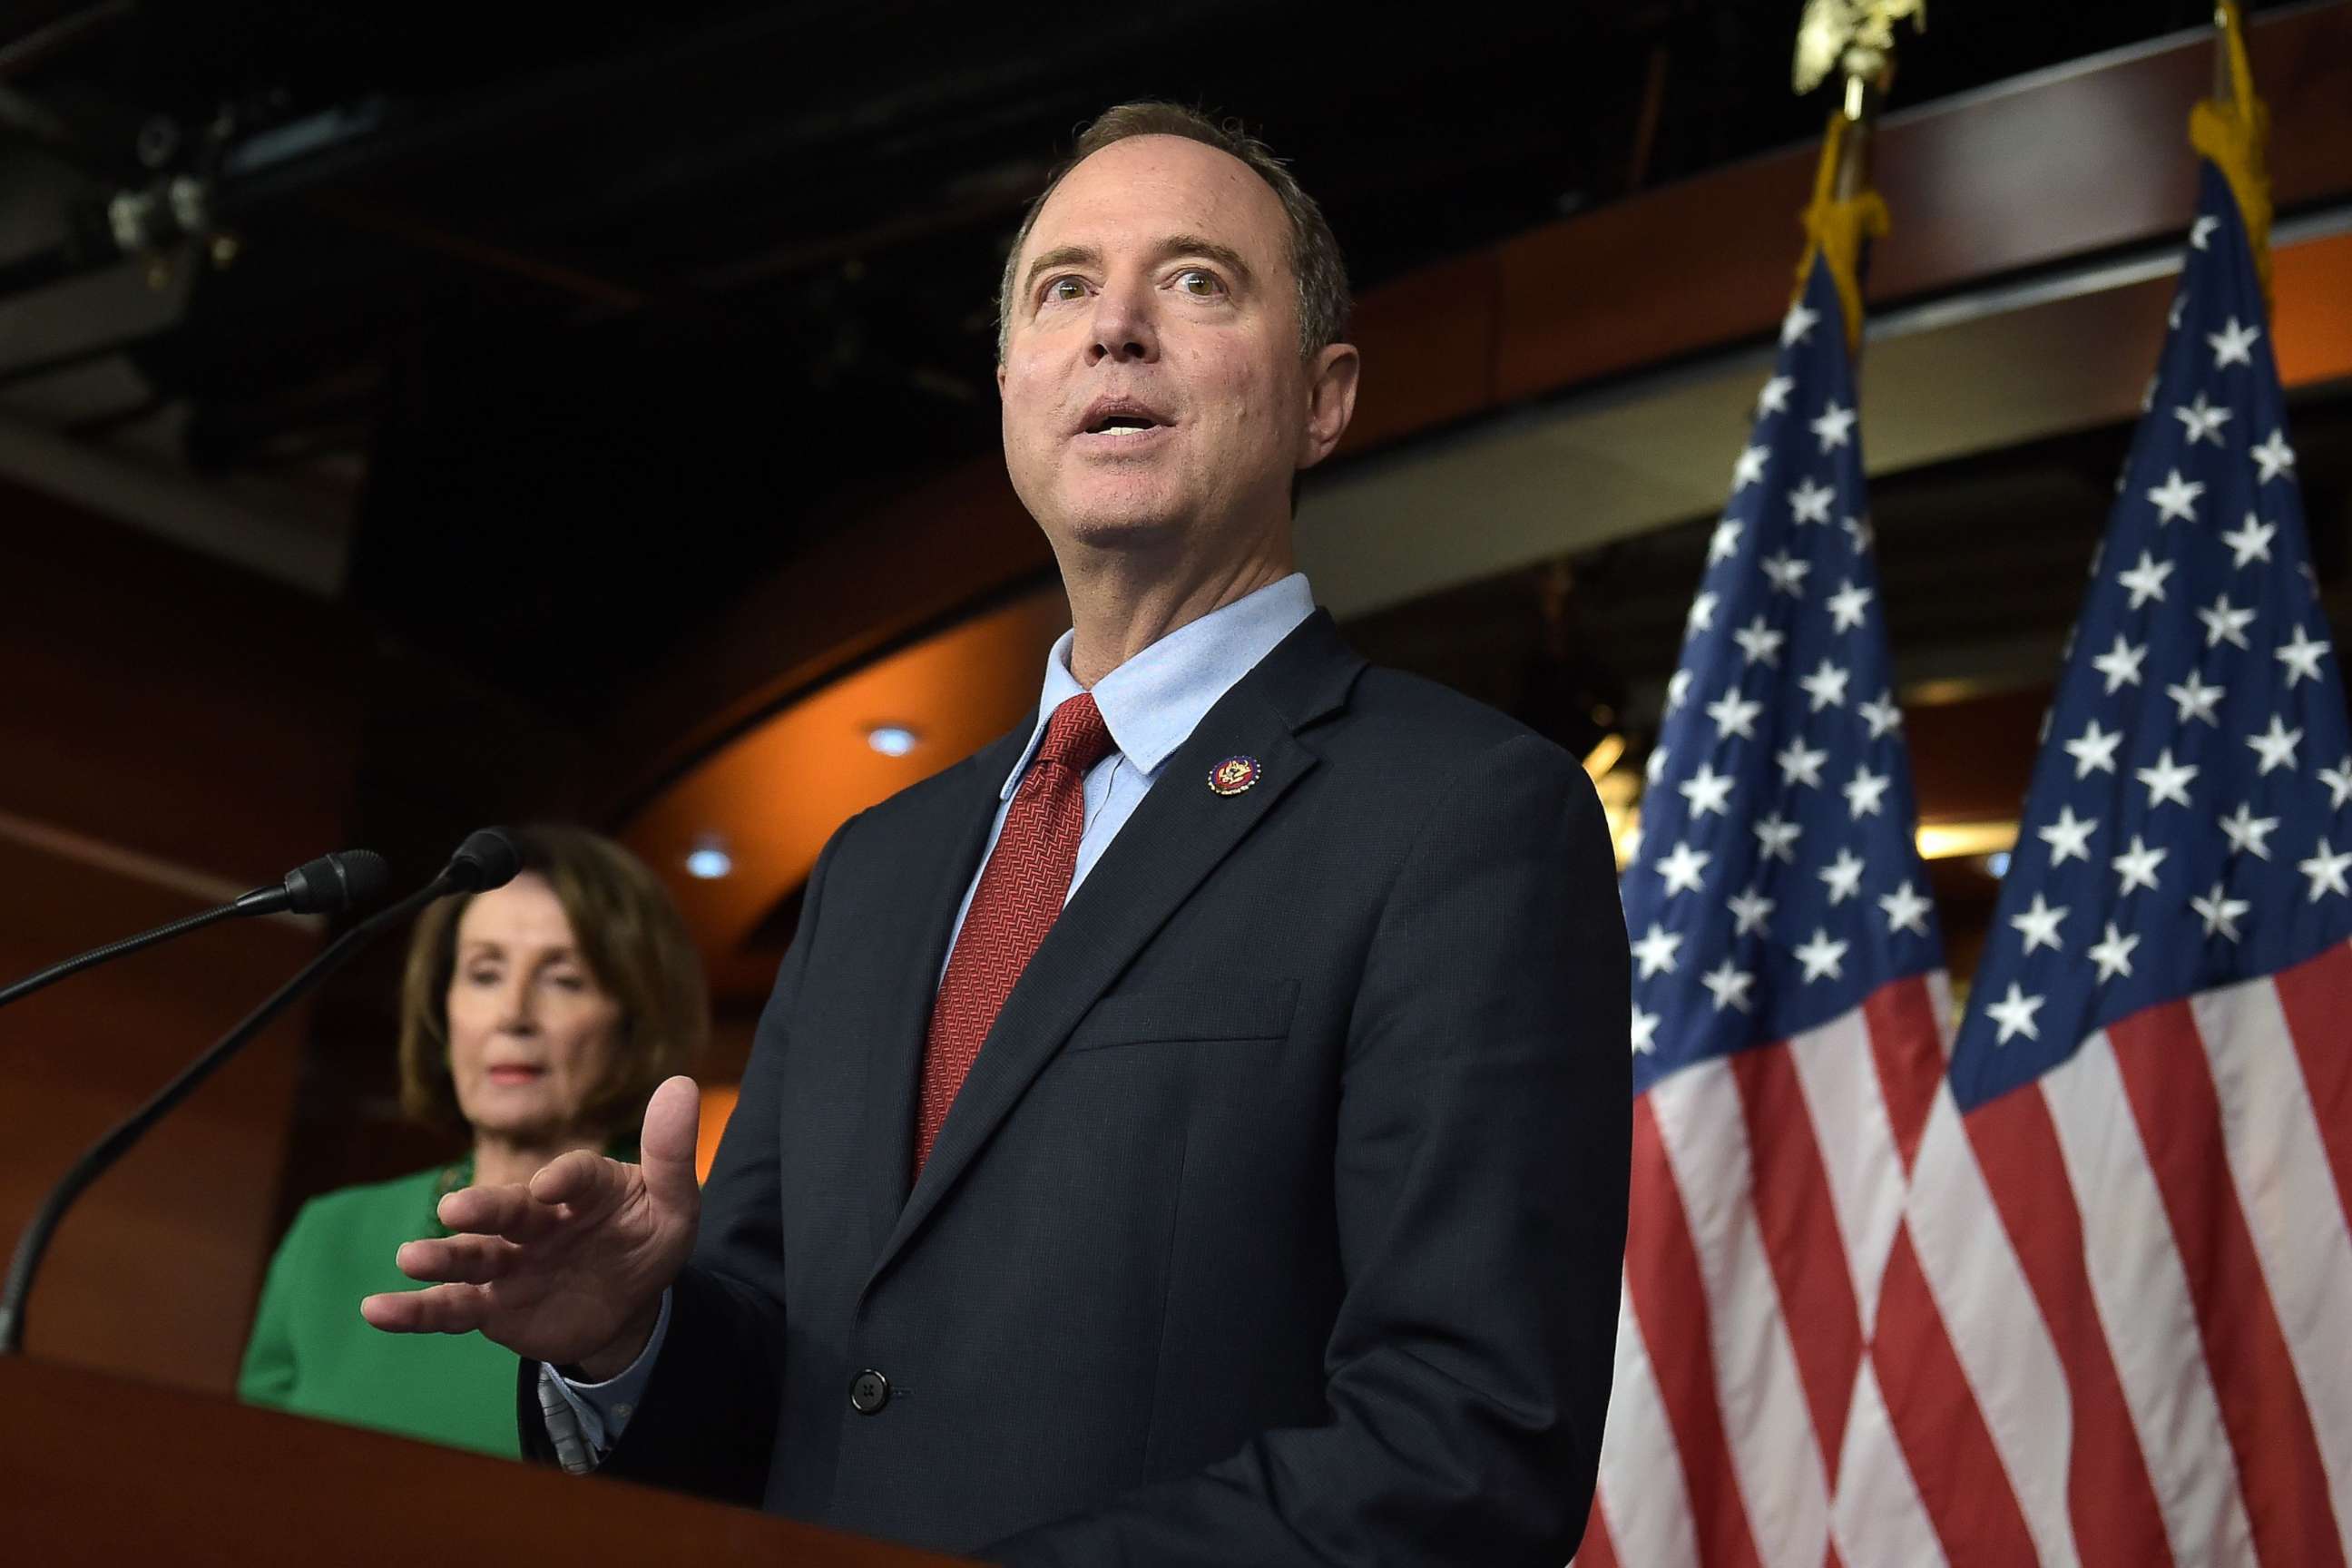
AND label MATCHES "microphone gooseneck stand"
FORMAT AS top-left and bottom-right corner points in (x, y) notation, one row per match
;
(0, 830), (518, 1356)
(0, 849), (391, 1014)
